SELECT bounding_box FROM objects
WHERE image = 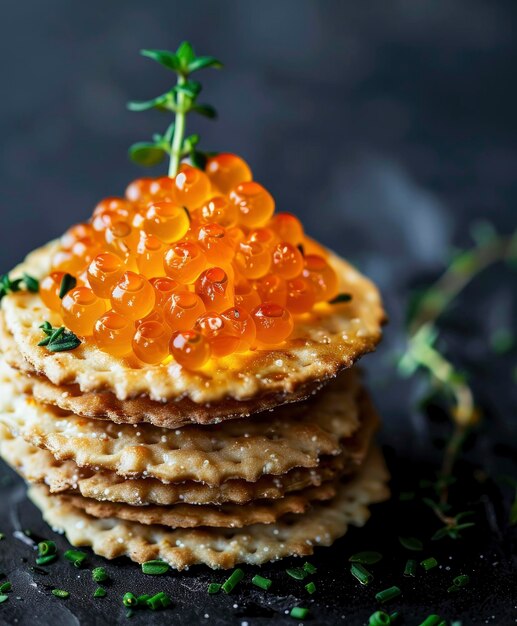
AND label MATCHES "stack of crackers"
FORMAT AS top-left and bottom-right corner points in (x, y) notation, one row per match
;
(0, 242), (388, 569)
